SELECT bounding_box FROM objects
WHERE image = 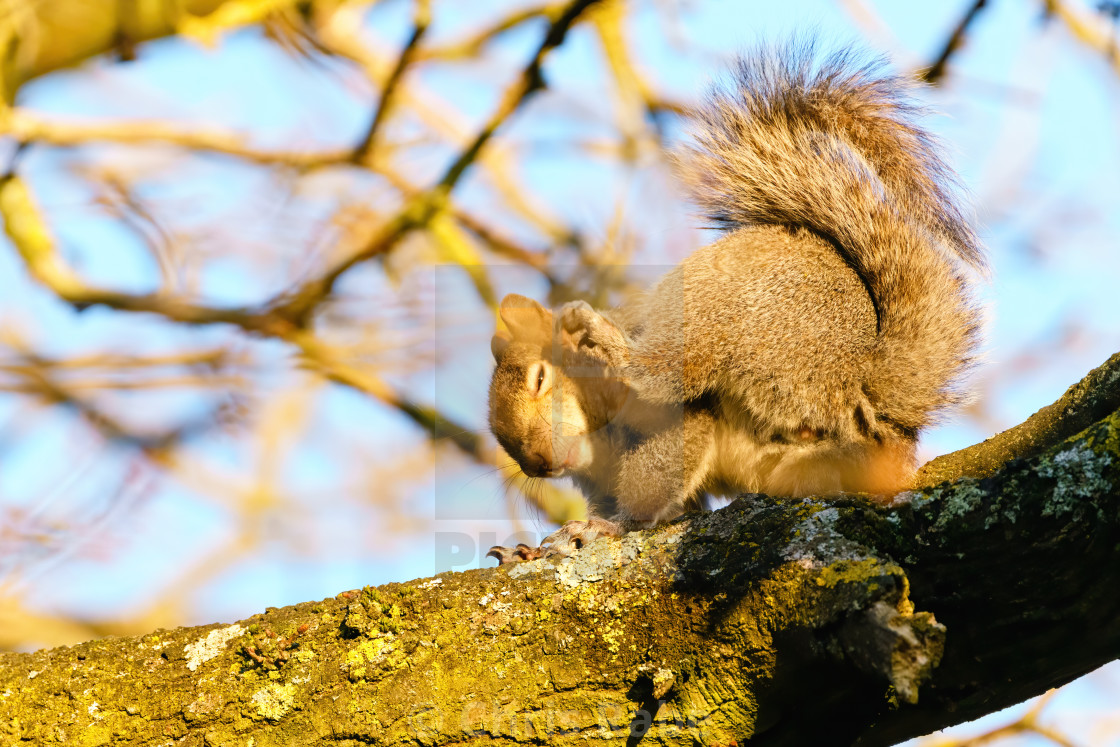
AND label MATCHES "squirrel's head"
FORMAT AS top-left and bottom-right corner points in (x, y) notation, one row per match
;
(488, 294), (594, 479)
